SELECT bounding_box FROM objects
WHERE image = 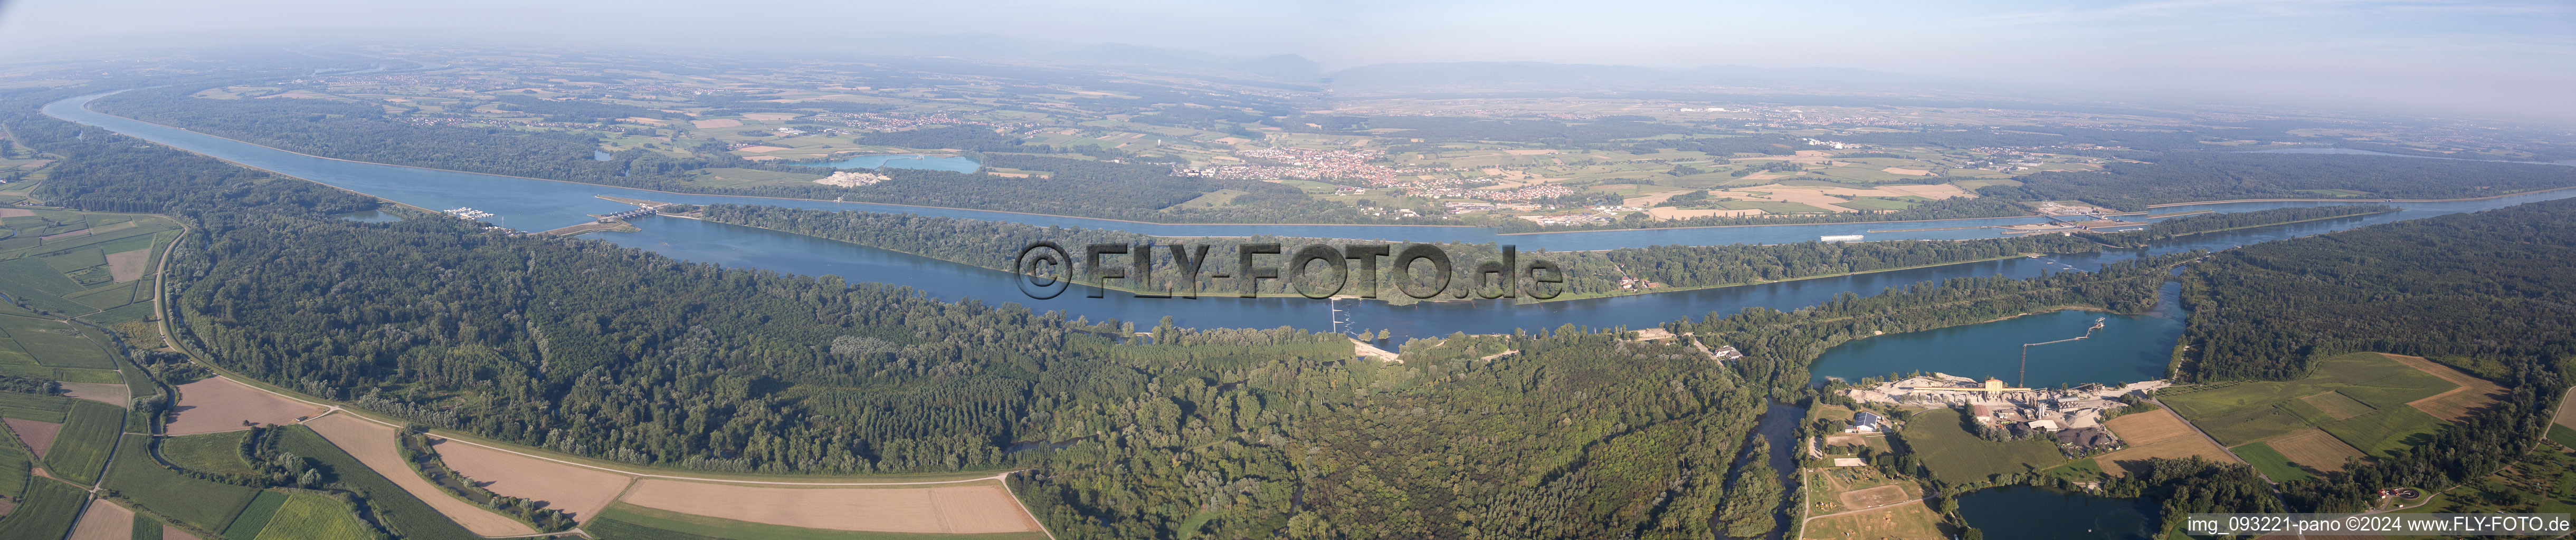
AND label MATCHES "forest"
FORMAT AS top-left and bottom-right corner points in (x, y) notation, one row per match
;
(2079, 204), (2395, 247)
(1986, 152), (2576, 211)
